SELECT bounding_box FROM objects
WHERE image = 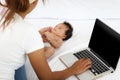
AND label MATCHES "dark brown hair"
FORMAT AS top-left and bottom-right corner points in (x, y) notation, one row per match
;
(0, 0), (45, 29)
(63, 21), (73, 41)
